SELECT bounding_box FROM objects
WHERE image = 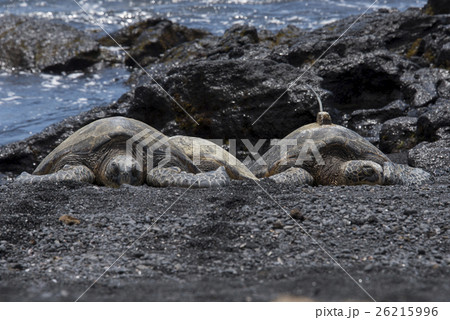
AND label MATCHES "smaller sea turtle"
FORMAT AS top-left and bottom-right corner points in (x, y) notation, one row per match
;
(169, 135), (258, 181)
(251, 112), (432, 186)
(16, 117), (229, 188)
